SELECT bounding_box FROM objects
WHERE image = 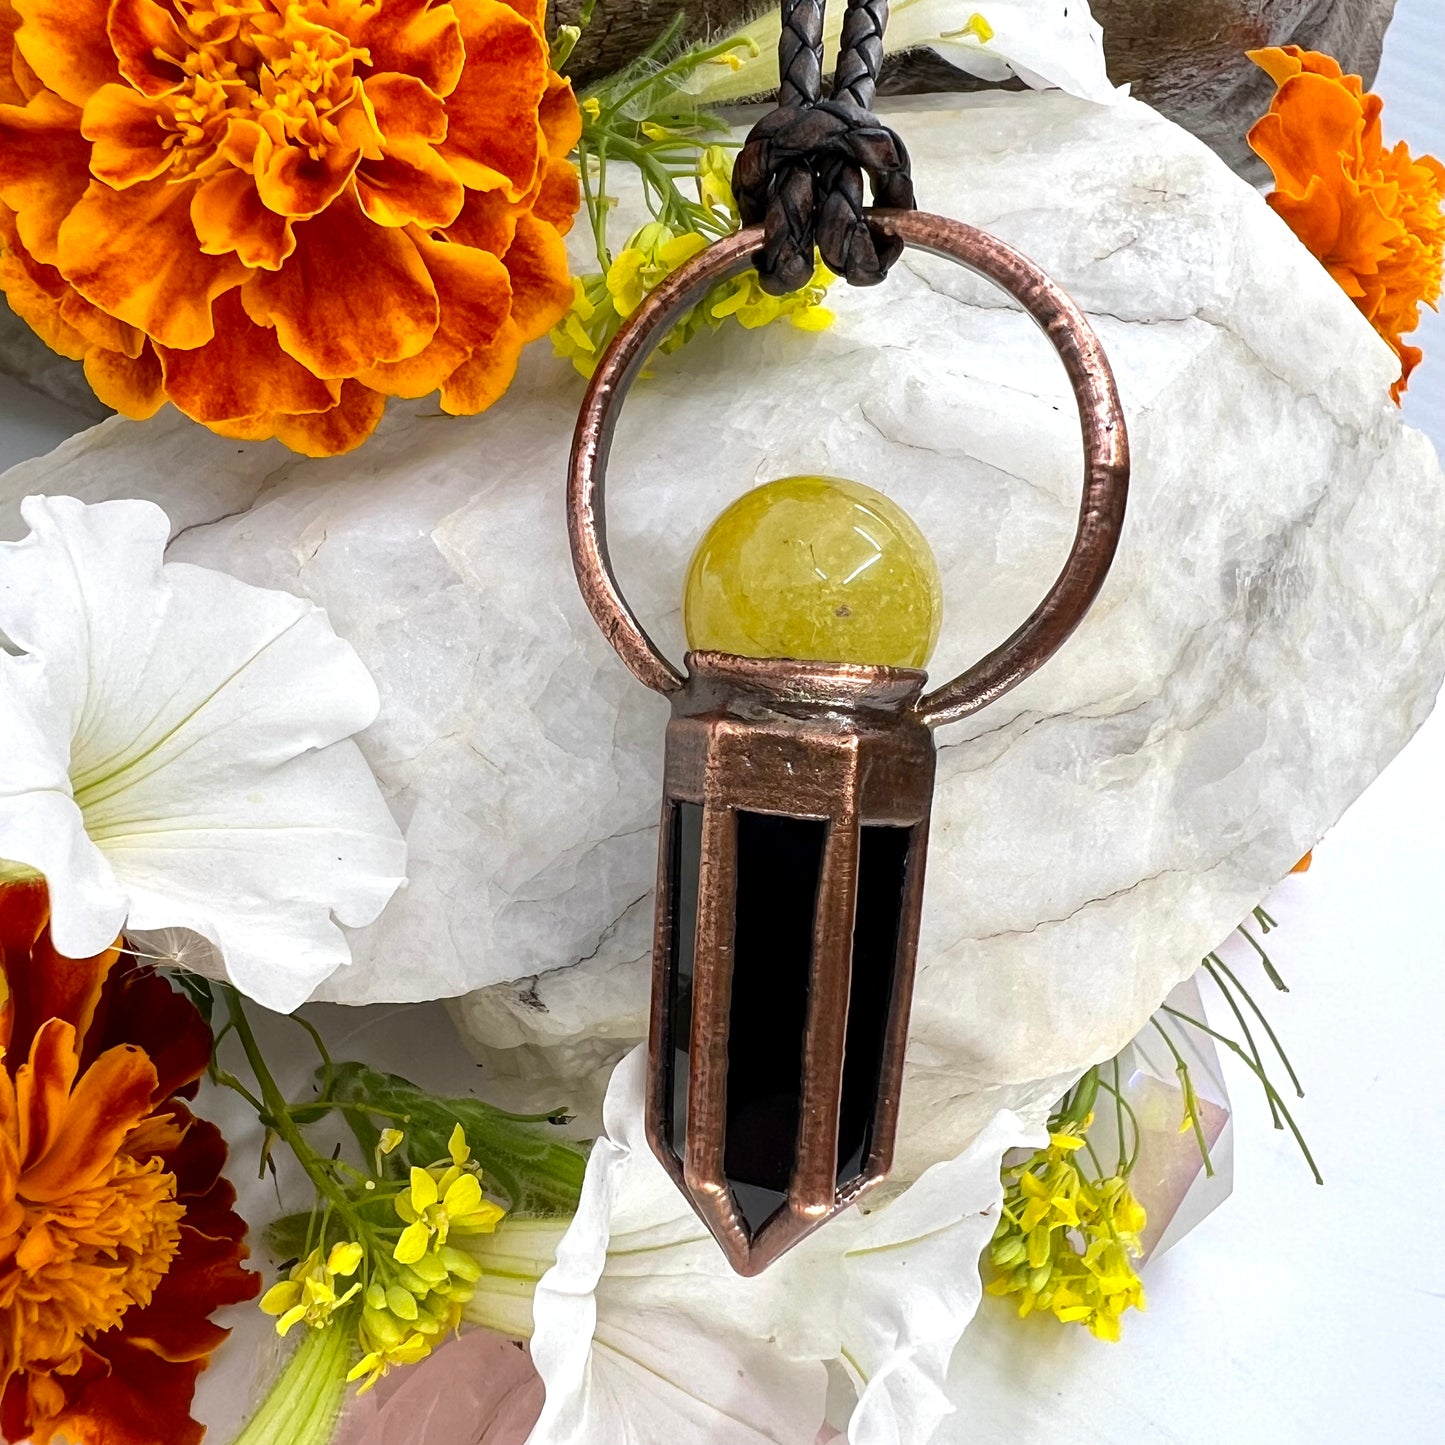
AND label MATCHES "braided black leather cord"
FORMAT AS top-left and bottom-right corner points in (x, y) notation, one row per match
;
(735, 0), (915, 295)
